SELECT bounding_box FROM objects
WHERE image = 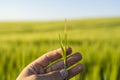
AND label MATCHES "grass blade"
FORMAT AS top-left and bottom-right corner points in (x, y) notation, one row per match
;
(59, 19), (68, 80)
